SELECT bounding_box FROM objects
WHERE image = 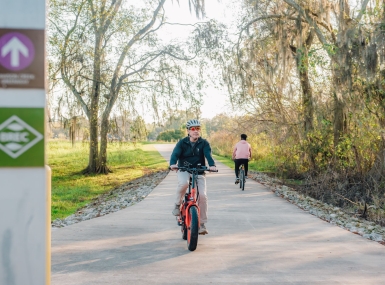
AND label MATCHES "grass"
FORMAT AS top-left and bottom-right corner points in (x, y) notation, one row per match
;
(48, 141), (168, 220)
